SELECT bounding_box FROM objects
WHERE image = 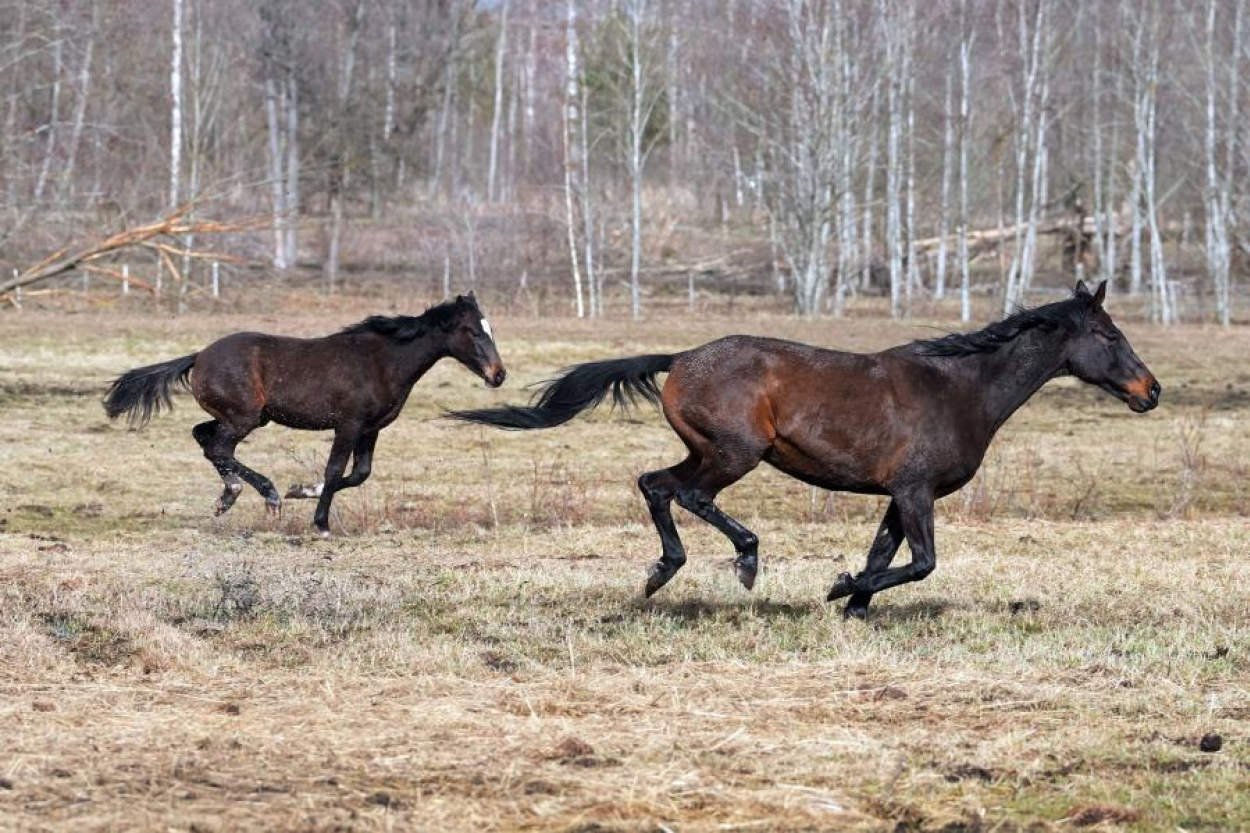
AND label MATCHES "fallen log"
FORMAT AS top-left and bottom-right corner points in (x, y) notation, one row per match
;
(0, 203), (265, 297)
